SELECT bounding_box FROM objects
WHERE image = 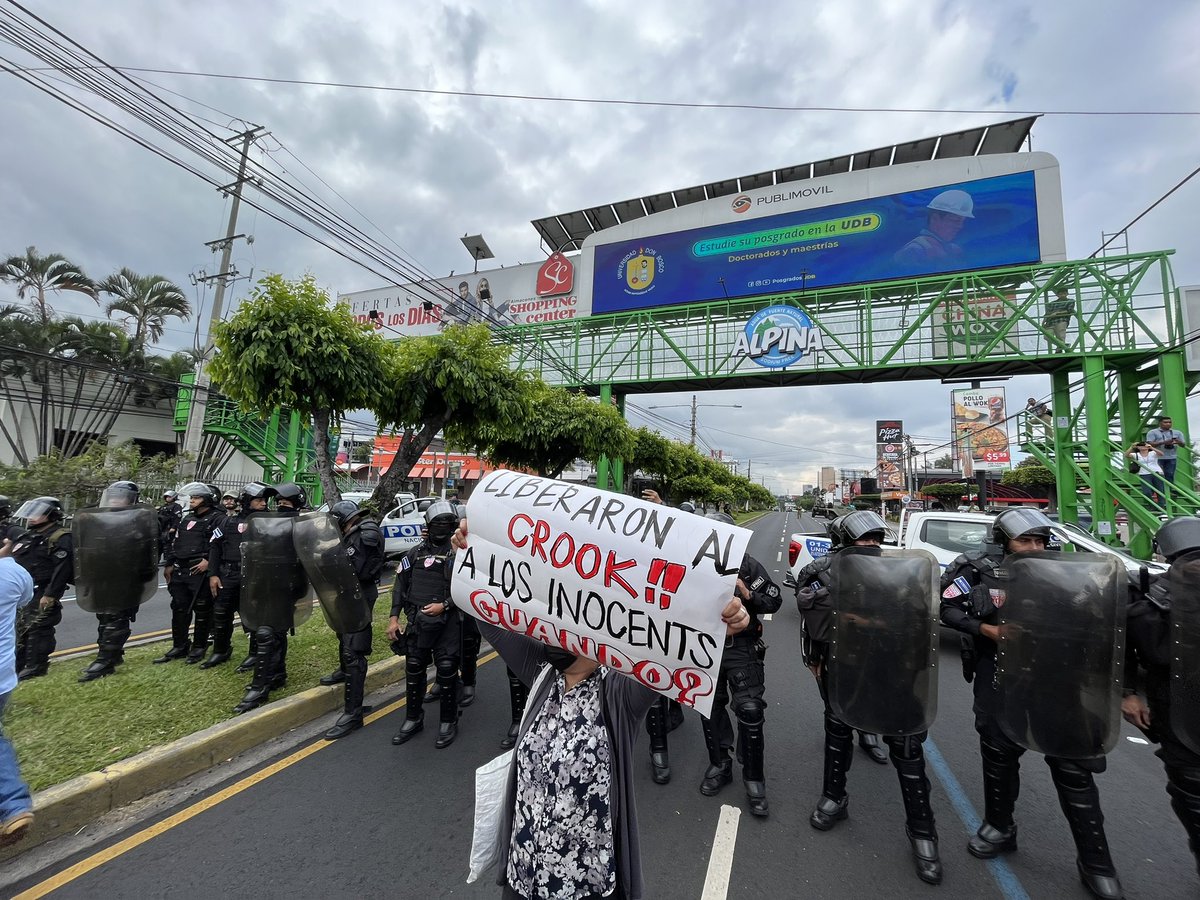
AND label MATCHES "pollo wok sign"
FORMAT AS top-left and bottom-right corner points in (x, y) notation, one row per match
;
(452, 471), (750, 716)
